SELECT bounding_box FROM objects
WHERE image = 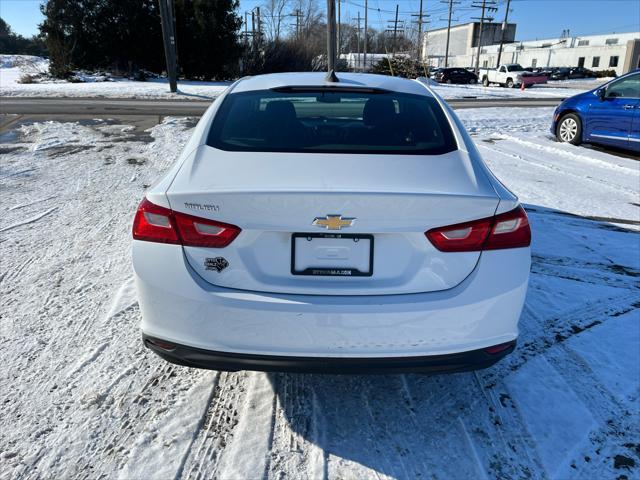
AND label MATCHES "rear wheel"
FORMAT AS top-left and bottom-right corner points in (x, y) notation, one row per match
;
(556, 113), (582, 145)
(506, 78), (515, 88)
